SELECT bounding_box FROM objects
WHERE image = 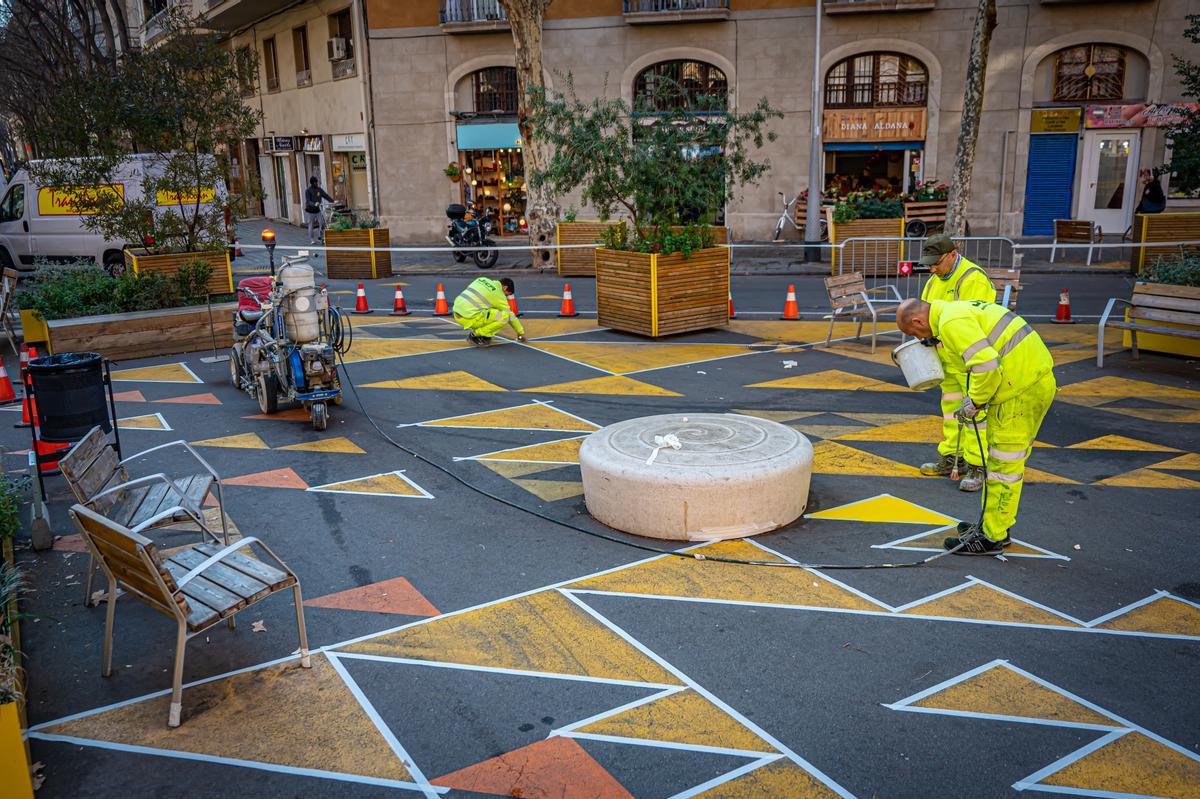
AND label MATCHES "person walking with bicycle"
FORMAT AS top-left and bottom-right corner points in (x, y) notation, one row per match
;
(304, 176), (335, 246)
